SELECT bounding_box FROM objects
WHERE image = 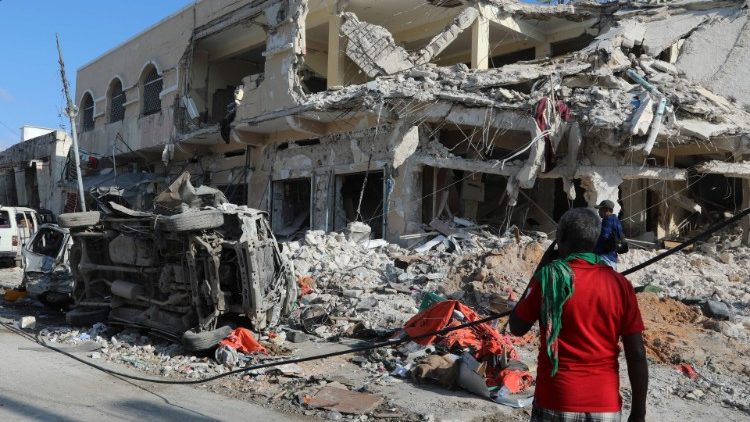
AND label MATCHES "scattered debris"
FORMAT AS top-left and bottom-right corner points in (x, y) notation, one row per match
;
(306, 386), (384, 415)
